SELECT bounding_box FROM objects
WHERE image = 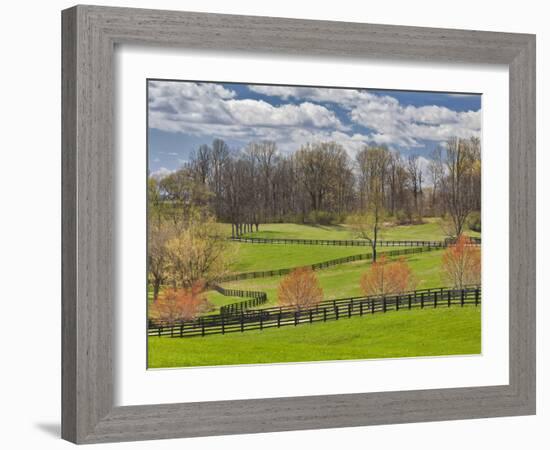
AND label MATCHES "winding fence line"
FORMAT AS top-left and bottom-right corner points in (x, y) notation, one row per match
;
(149, 285), (481, 338)
(211, 285), (268, 315)
(220, 245), (442, 283)
(230, 236), (481, 247)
